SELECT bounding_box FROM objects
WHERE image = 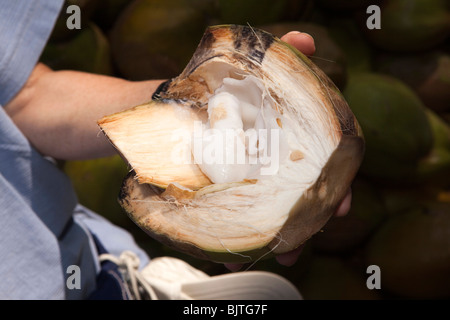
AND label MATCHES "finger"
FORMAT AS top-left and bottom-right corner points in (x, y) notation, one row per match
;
(275, 245), (304, 267)
(280, 31), (316, 56)
(334, 188), (352, 217)
(224, 263), (243, 272)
